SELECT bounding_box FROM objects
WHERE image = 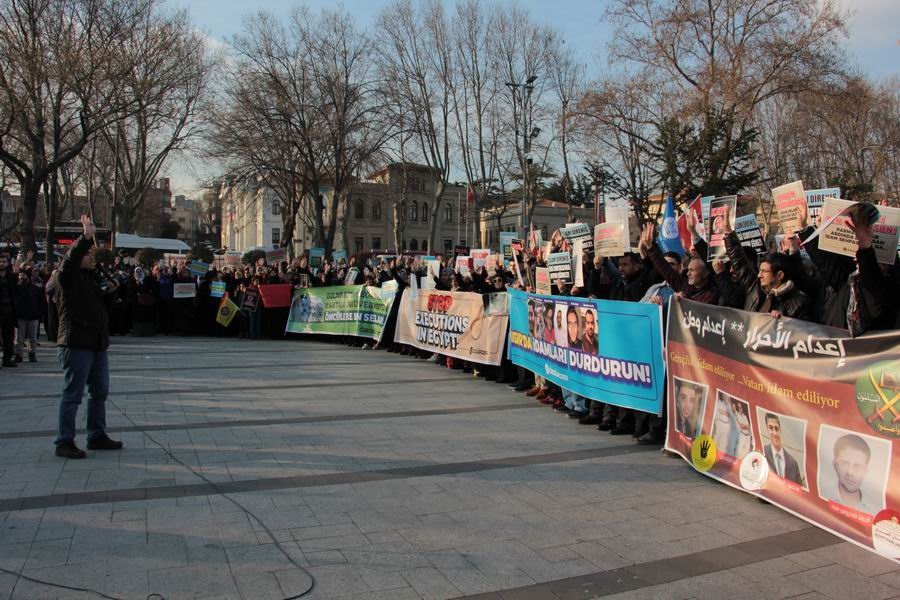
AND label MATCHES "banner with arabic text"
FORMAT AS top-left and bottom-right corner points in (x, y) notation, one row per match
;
(285, 285), (396, 342)
(394, 289), (509, 366)
(666, 299), (900, 562)
(507, 288), (665, 414)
